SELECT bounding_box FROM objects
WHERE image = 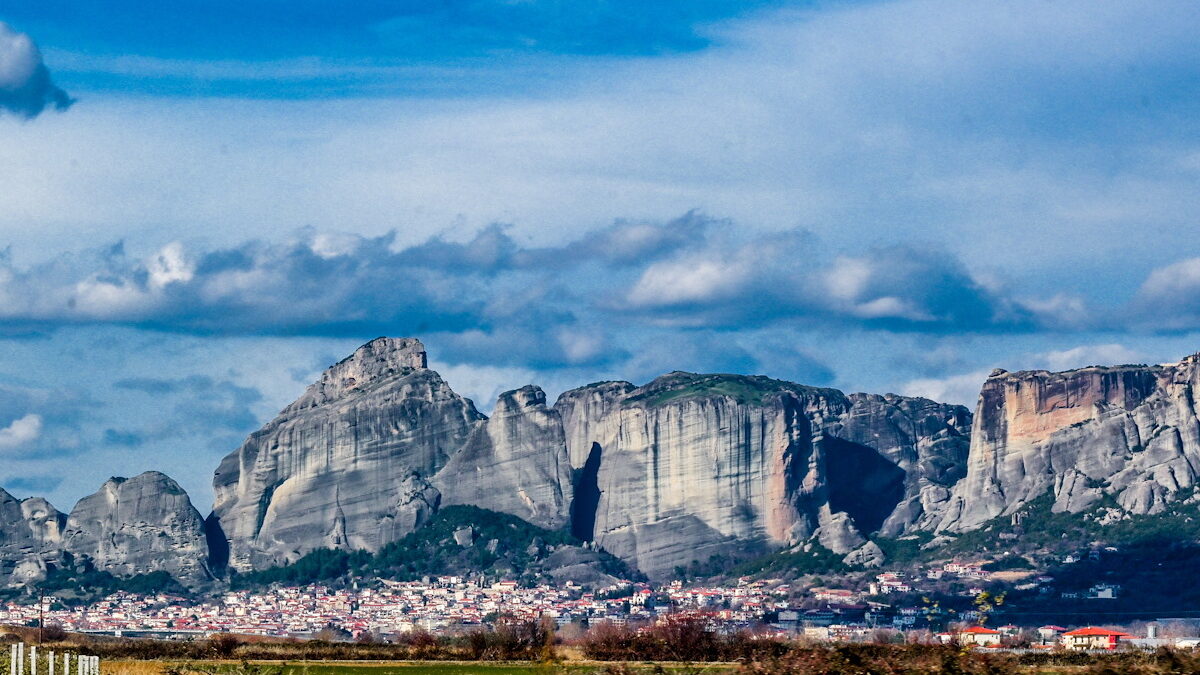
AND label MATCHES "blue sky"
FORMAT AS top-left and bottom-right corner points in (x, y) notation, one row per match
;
(1, 0), (1200, 512)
